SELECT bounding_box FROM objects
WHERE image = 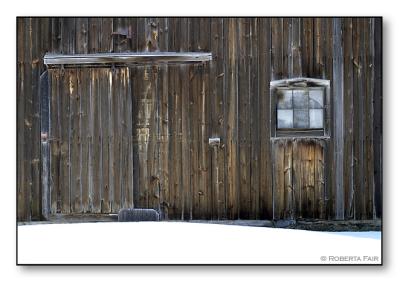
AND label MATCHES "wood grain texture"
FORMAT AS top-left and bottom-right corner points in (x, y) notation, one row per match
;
(17, 17), (382, 222)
